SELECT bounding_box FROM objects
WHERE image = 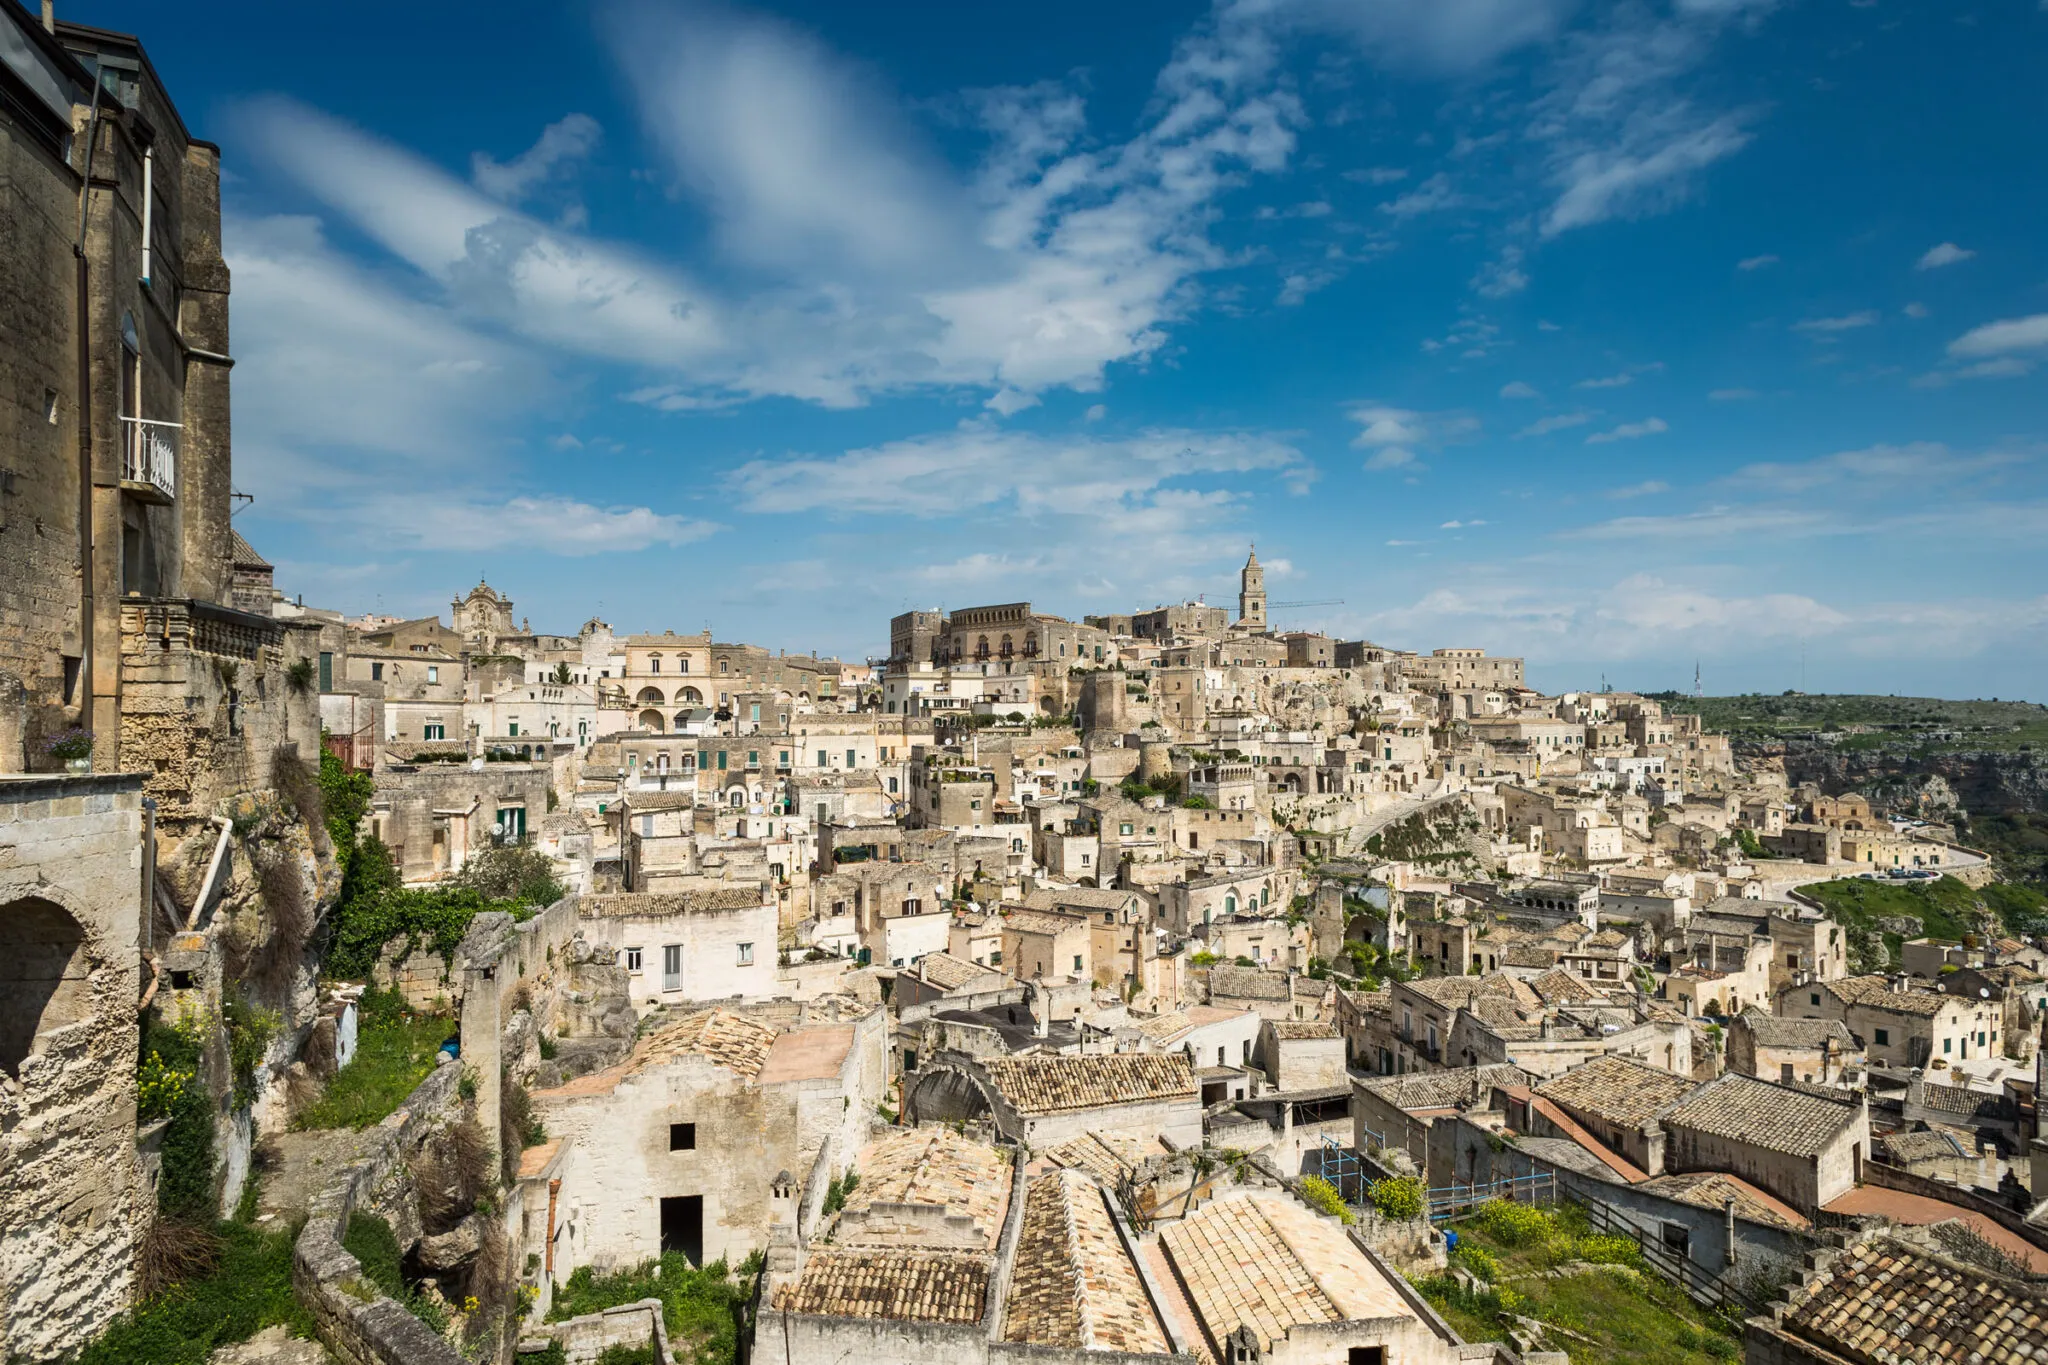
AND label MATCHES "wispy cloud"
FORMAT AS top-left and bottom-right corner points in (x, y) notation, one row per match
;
(1380, 172), (1465, 218)
(1575, 372), (1635, 389)
(1792, 310), (1879, 335)
(471, 113), (602, 202)
(1517, 410), (1595, 438)
(1948, 313), (2048, 358)
(1708, 387), (1759, 401)
(1606, 480), (1670, 498)
(1585, 417), (1669, 443)
(1736, 253), (1778, 270)
(1347, 401), (1479, 473)
(1915, 241), (1975, 270)
(1498, 381), (1541, 399)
